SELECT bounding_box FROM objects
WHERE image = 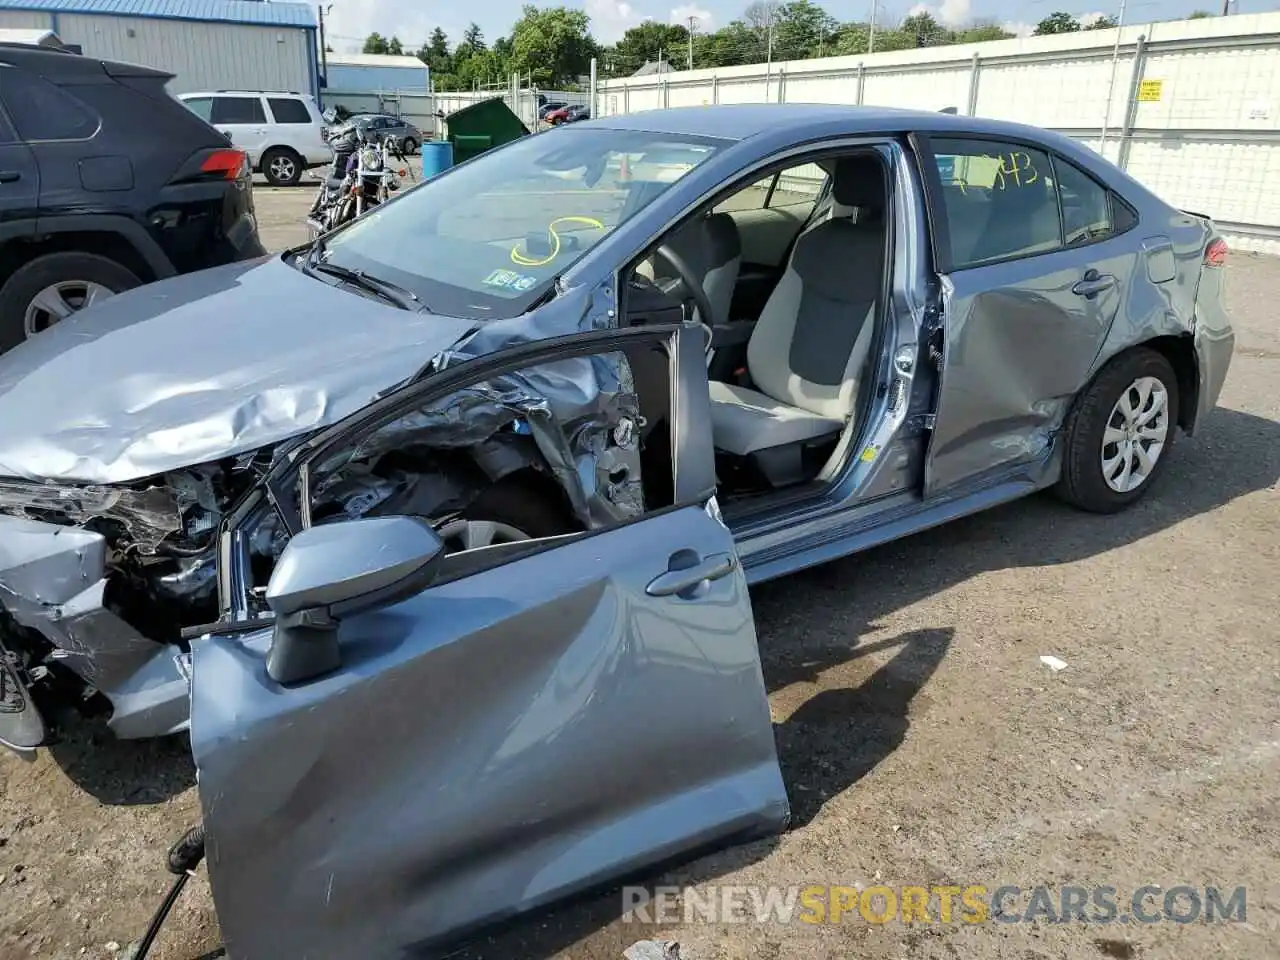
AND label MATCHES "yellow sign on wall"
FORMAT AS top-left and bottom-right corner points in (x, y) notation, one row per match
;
(1137, 79), (1163, 102)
